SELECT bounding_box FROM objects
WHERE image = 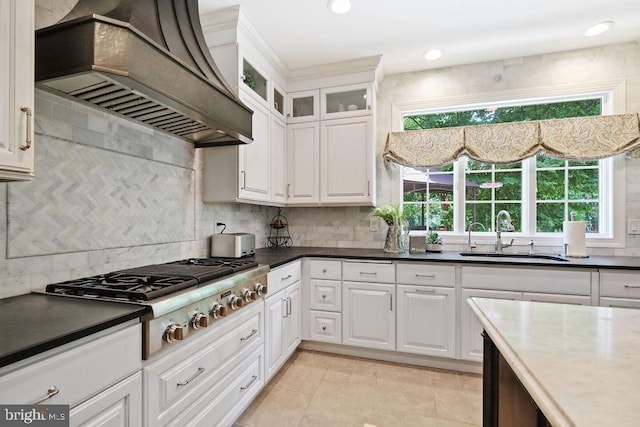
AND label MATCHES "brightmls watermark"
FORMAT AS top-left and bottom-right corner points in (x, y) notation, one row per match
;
(0, 405), (68, 426)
